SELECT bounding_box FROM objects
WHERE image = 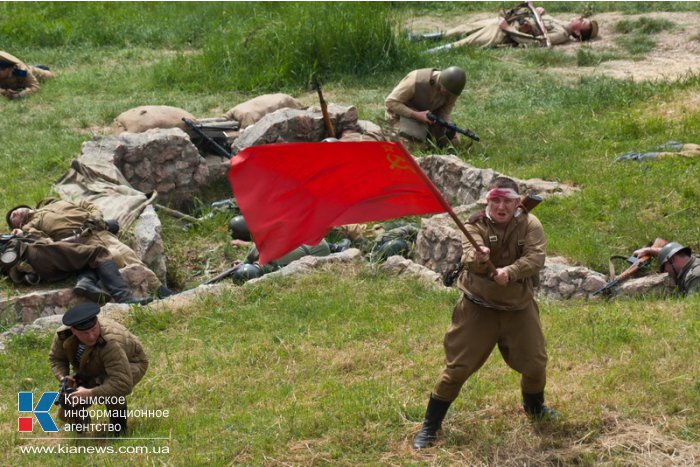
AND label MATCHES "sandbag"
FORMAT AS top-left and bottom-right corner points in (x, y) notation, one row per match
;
(225, 93), (305, 129)
(115, 105), (196, 133)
